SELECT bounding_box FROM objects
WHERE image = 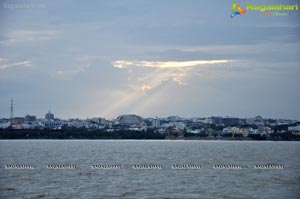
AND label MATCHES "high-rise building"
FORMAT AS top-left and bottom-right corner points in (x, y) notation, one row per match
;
(152, 117), (160, 128)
